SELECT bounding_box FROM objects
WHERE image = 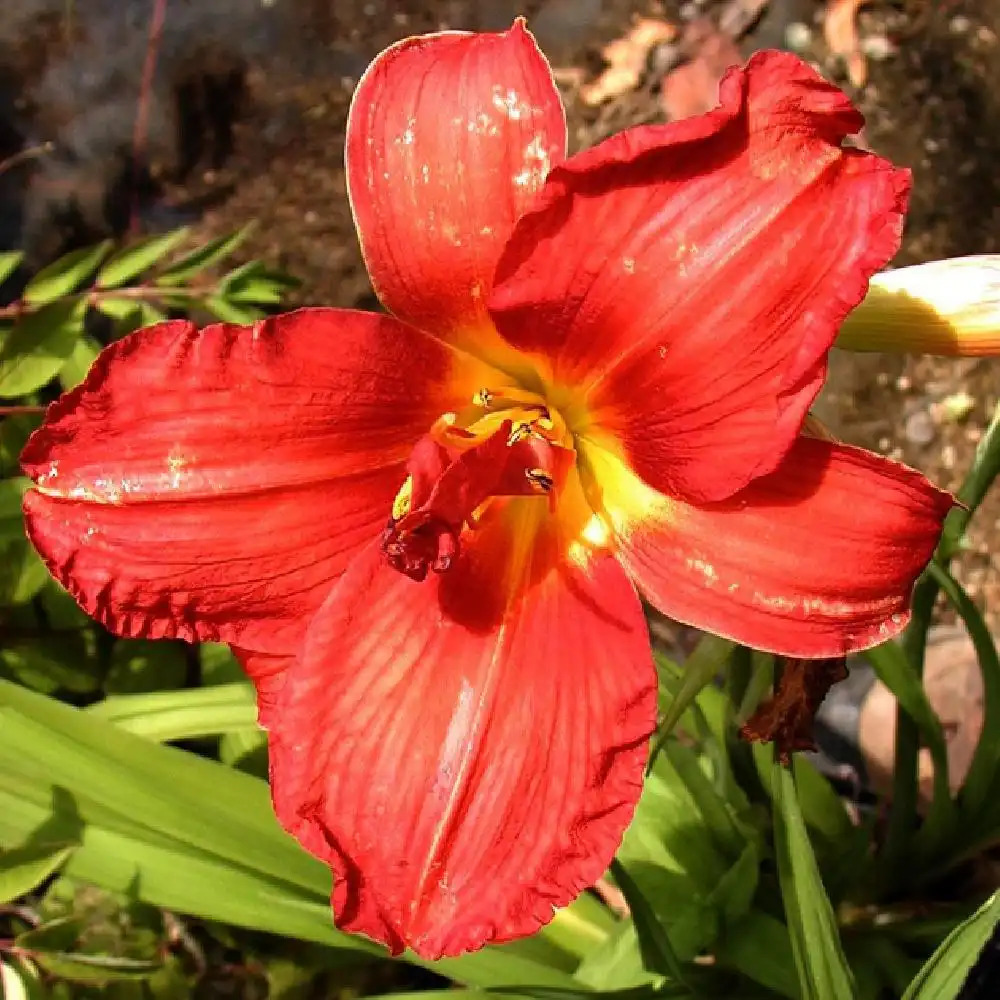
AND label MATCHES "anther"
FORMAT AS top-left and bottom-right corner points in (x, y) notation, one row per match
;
(525, 468), (554, 492)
